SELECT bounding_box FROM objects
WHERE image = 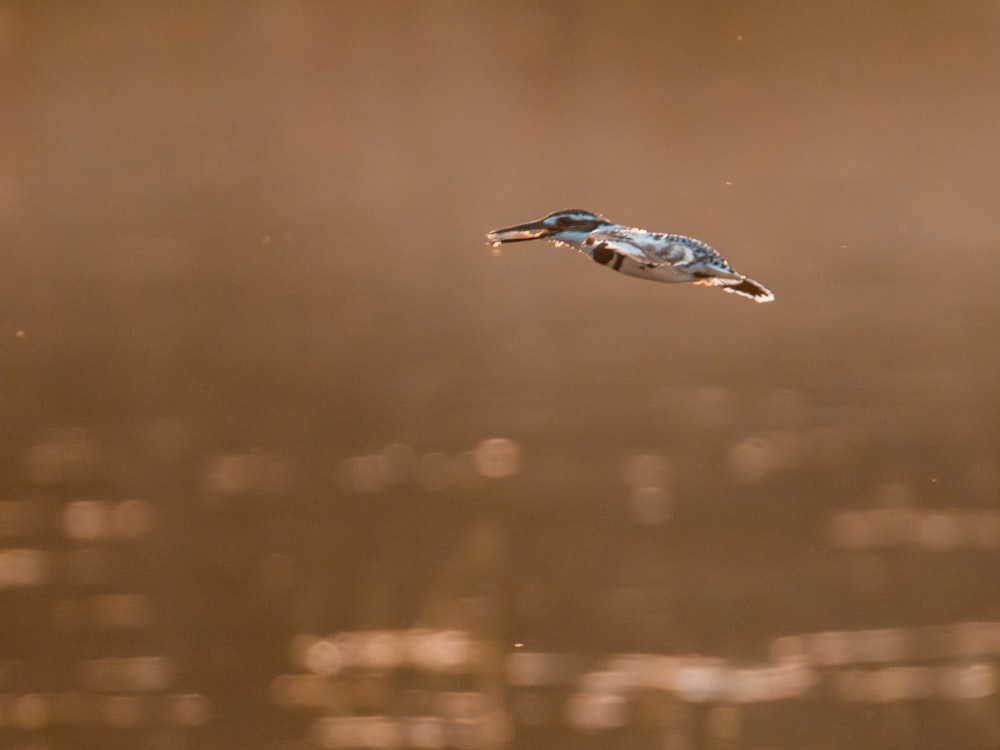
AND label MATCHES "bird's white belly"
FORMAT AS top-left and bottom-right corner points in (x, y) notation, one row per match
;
(624, 259), (697, 284)
(589, 247), (695, 284)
